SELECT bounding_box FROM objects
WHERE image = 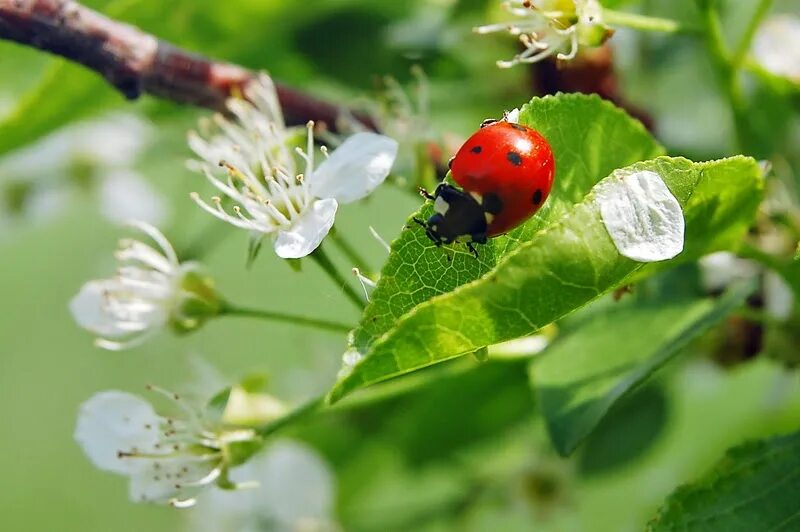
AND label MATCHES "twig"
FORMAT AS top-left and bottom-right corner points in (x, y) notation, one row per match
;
(0, 0), (376, 130)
